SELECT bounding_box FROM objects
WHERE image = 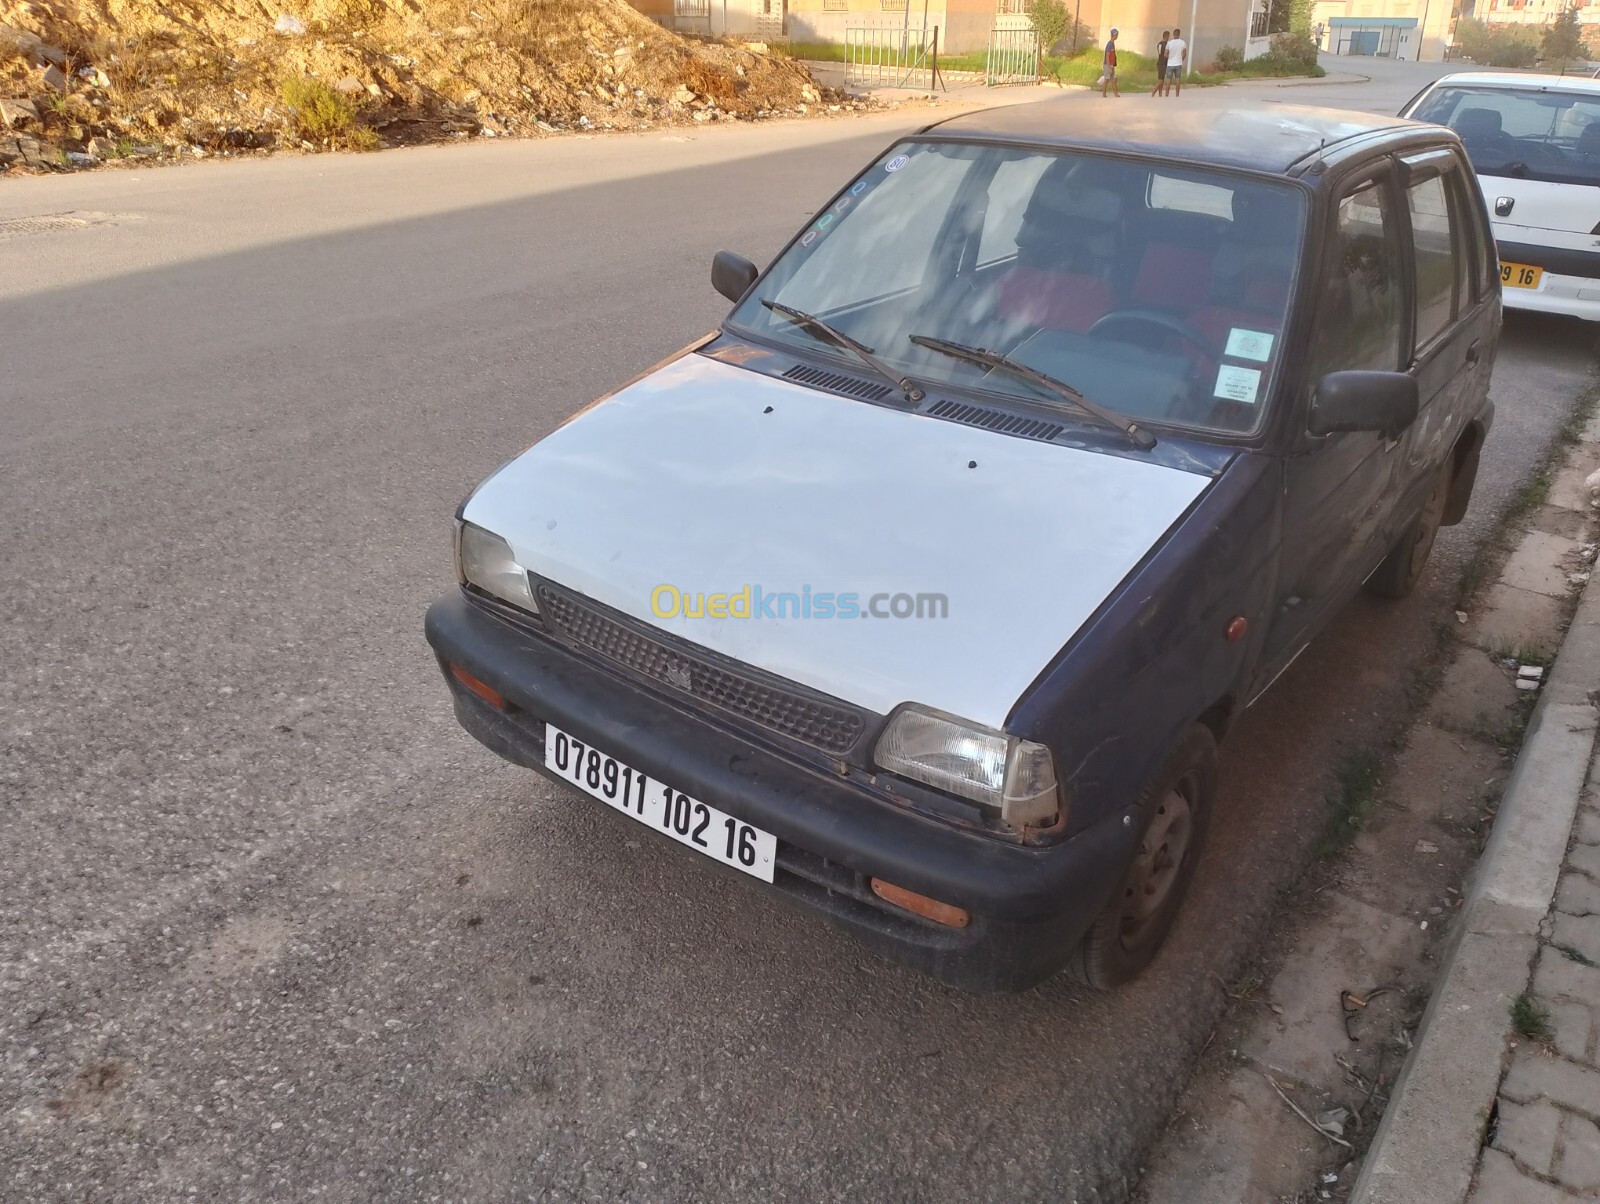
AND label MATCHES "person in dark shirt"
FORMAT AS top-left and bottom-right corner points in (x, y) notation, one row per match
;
(1155, 30), (1170, 96)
